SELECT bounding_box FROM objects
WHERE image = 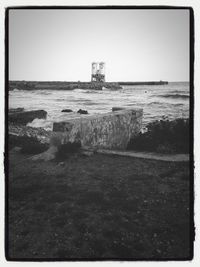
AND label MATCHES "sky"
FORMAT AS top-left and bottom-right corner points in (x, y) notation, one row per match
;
(9, 9), (190, 82)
